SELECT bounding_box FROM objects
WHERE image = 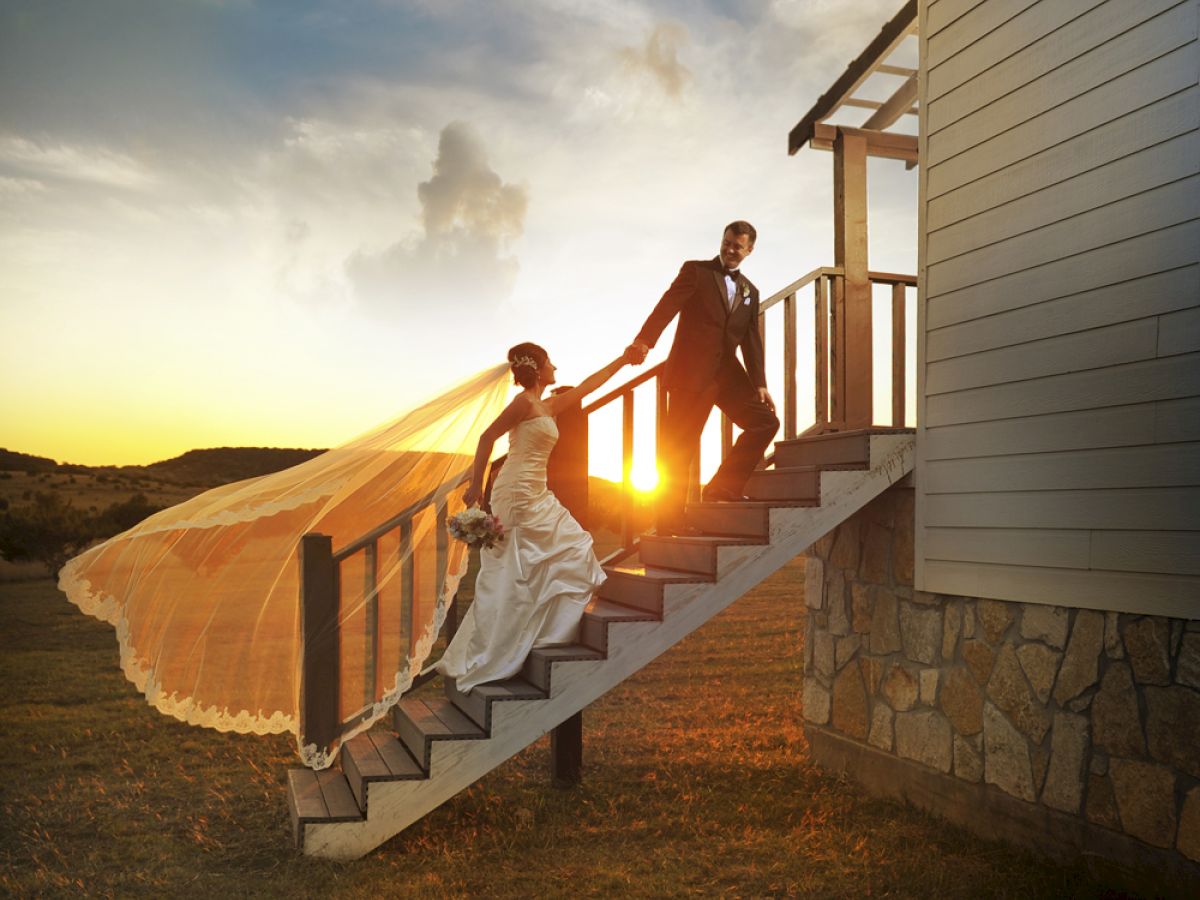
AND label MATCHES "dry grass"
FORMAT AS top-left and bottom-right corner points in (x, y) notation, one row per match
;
(0, 562), (1128, 898)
